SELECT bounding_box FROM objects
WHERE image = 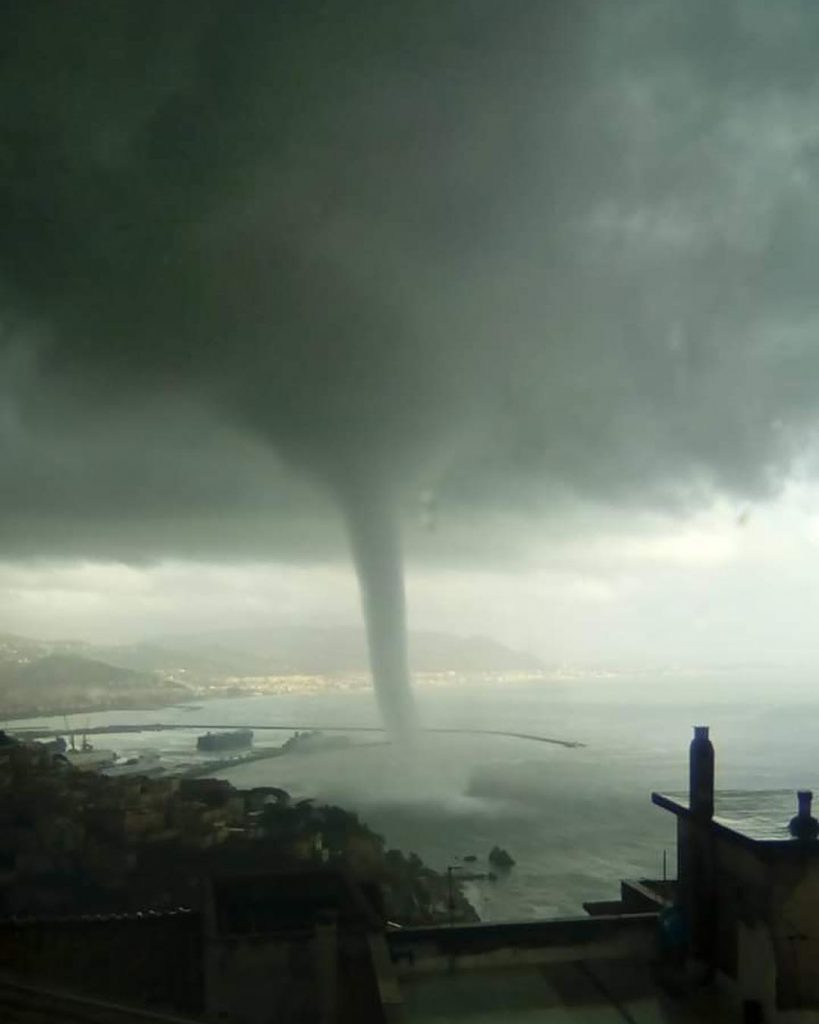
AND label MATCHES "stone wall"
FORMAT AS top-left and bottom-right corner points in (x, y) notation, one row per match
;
(0, 910), (203, 1014)
(679, 813), (819, 1018)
